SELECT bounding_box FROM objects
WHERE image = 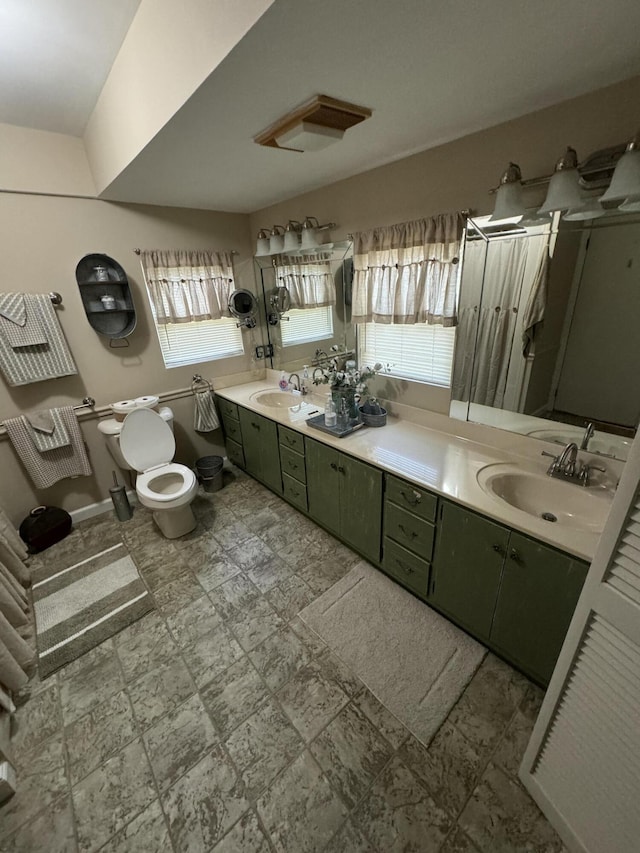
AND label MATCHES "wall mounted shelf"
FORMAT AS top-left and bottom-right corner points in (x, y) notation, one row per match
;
(75, 253), (137, 340)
